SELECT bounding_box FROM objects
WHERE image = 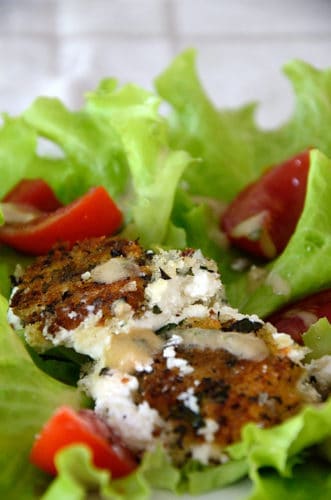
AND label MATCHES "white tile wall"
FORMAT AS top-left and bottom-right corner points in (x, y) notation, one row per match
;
(174, 0), (331, 36)
(57, 37), (173, 108)
(57, 0), (168, 36)
(0, 0), (330, 126)
(0, 38), (57, 114)
(0, 0), (57, 35)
